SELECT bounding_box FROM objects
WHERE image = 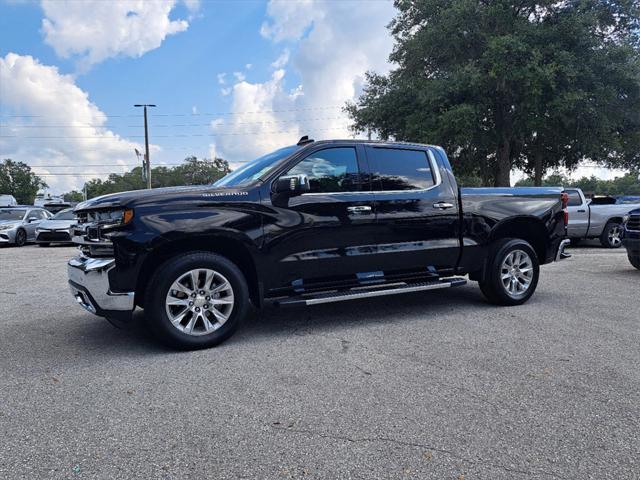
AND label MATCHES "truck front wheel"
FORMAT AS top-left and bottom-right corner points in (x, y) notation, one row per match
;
(629, 254), (640, 270)
(145, 252), (250, 349)
(478, 238), (540, 306)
